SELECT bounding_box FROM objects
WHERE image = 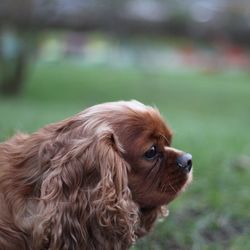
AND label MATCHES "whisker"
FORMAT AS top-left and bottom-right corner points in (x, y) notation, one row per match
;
(151, 160), (163, 186)
(159, 133), (170, 145)
(144, 159), (162, 192)
(168, 182), (177, 194)
(145, 157), (160, 179)
(161, 183), (166, 193)
(145, 163), (158, 180)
